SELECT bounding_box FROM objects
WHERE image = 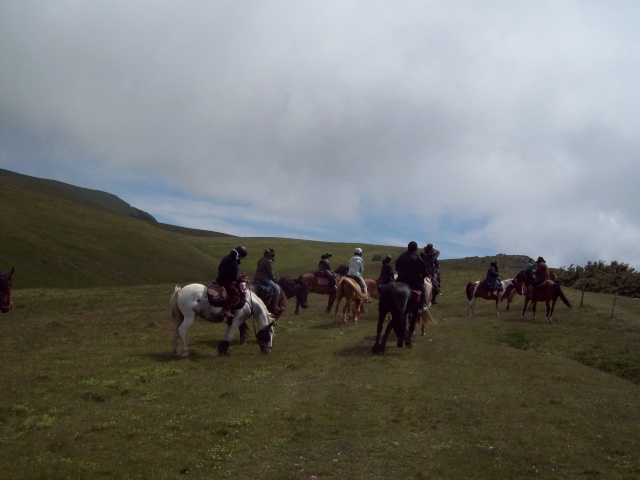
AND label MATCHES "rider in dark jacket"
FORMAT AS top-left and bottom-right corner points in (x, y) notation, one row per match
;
(318, 252), (337, 291)
(378, 255), (395, 289)
(420, 243), (441, 304)
(395, 241), (428, 311)
(216, 246), (248, 319)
